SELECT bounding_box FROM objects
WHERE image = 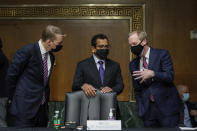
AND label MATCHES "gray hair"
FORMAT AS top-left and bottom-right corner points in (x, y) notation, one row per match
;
(41, 25), (66, 42)
(128, 31), (148, 41)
